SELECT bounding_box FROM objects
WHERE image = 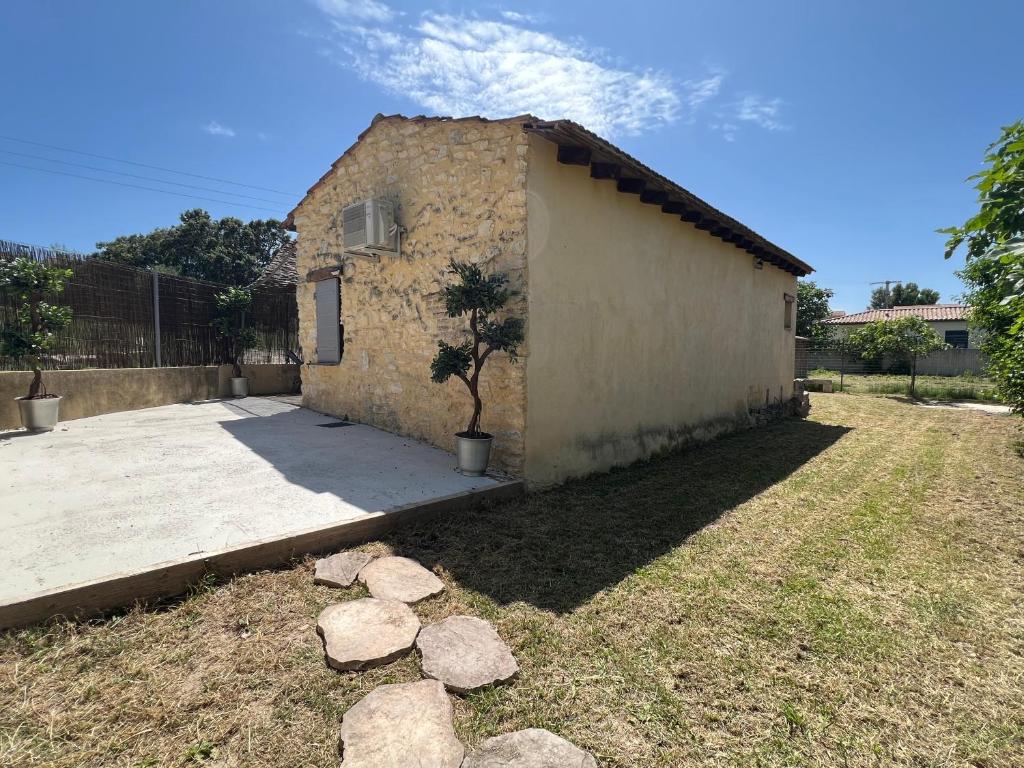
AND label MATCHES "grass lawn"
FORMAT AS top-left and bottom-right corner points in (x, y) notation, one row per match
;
(808, 369), (1001, 401)
(2, 394), (1022, 767)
